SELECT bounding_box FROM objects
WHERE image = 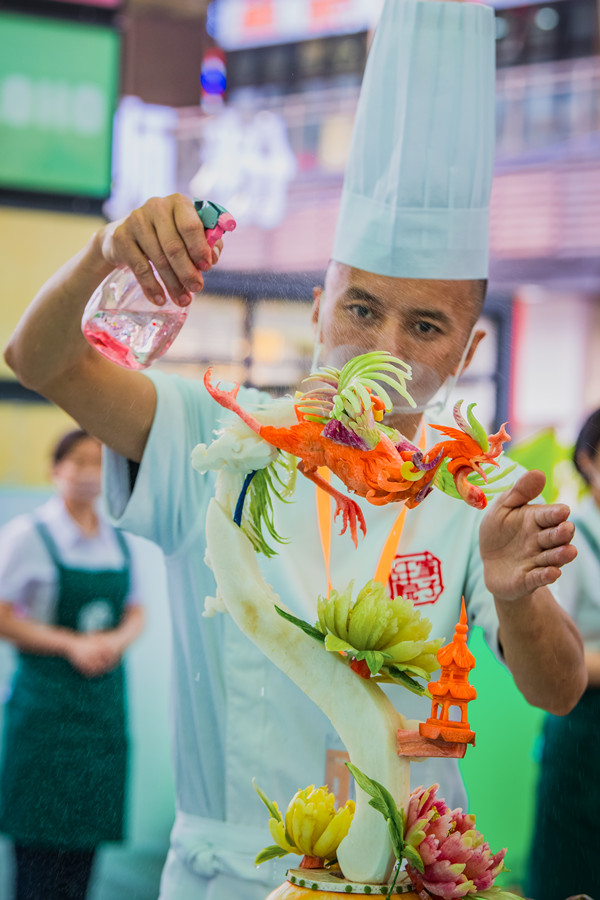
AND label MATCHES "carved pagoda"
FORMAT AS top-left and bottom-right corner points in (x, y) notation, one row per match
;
(398, 598), (476, 759)
(419, 597), (476, 744)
